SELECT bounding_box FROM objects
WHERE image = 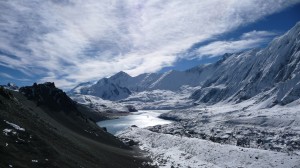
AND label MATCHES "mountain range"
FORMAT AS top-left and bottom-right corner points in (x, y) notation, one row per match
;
(70, 22), (300, 108)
